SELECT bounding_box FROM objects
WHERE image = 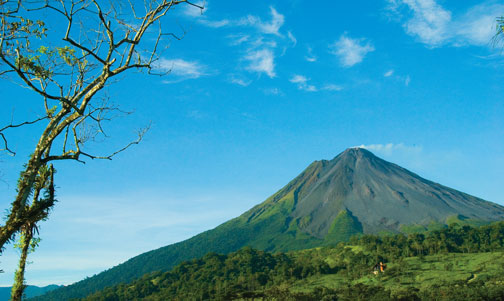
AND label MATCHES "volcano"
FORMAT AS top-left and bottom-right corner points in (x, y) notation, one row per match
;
(35, 148), (504, 300)
(287, 147), (504, 236)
